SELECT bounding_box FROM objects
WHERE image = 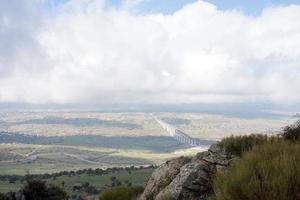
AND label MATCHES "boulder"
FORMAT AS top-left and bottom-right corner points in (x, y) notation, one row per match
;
(139, 144), (232, 200)
(139, 156), (192, 200)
